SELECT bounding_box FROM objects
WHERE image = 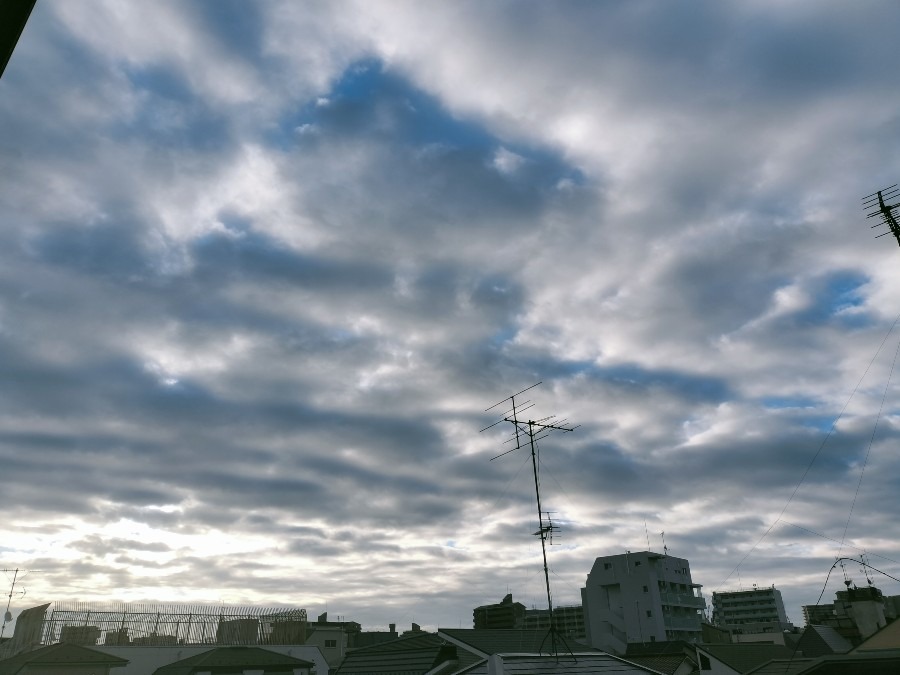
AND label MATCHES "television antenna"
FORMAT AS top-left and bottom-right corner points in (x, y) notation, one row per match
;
(481, 383), (578, 656)
(1, 568), (40, 639)
(863, 185), (900, 247)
